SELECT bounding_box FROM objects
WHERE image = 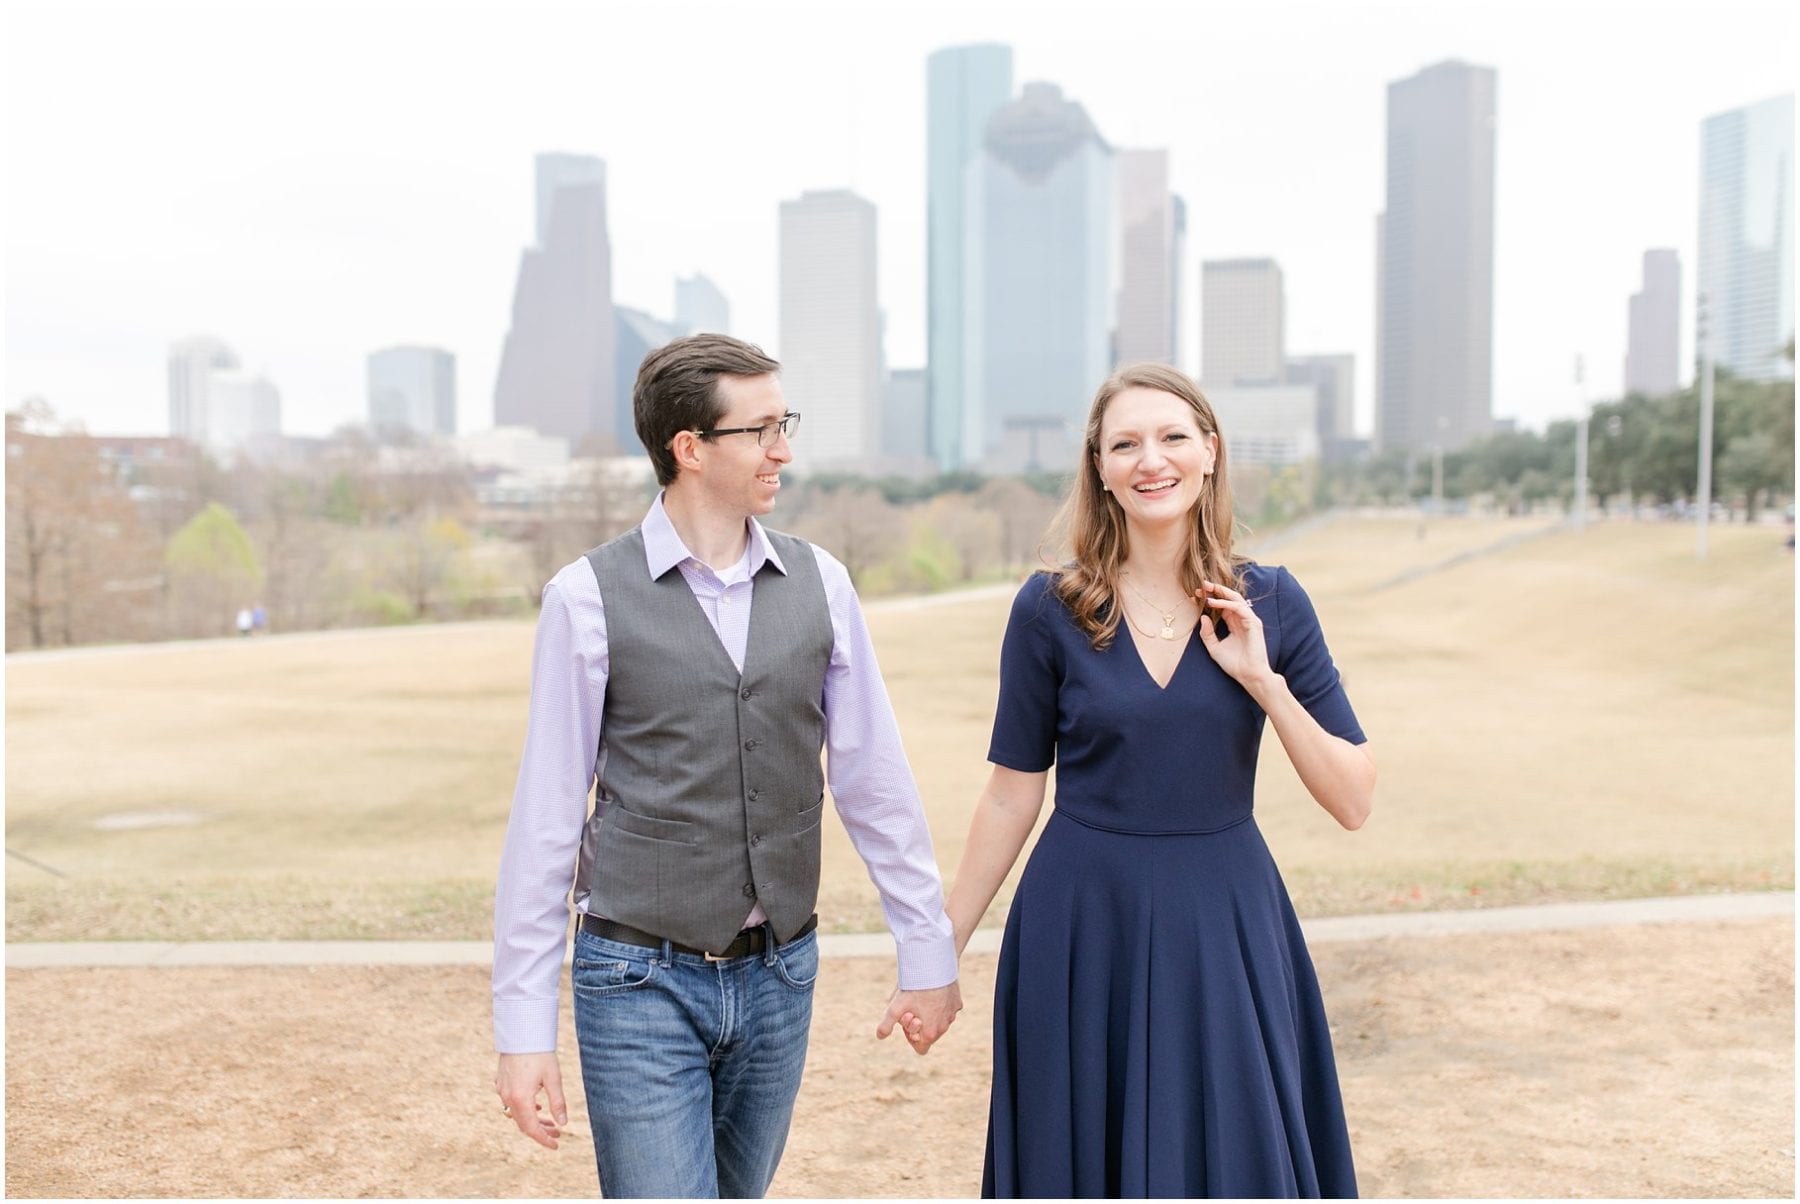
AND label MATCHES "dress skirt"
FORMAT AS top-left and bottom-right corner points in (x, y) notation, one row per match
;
(983, 809), (1357, 1199)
